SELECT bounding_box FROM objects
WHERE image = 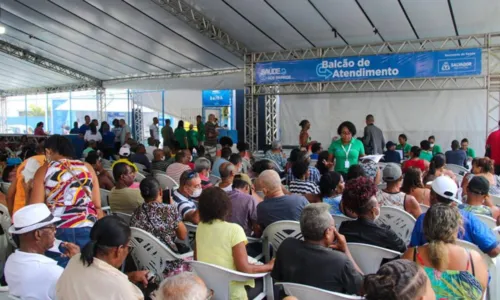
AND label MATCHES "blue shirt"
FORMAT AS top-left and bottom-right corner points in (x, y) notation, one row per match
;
(409, 209), (498, 253)
(257, 194), (309, 229)
(445, 150), (467, 167)
(211, 158), (228, 178)
(383, 150), (401, 163)
(79, 124), (90, 134)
